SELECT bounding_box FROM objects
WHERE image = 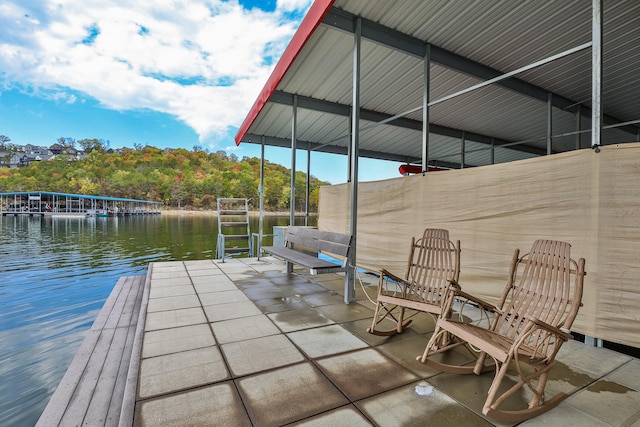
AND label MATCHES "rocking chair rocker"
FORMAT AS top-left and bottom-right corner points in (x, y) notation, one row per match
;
(367, 228), (460, 336)
(418, 239), (586, 422)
